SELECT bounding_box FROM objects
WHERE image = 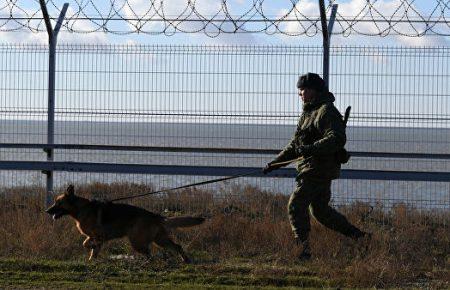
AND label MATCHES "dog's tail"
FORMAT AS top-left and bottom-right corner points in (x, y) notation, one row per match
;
(164, 216), (205, 228)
